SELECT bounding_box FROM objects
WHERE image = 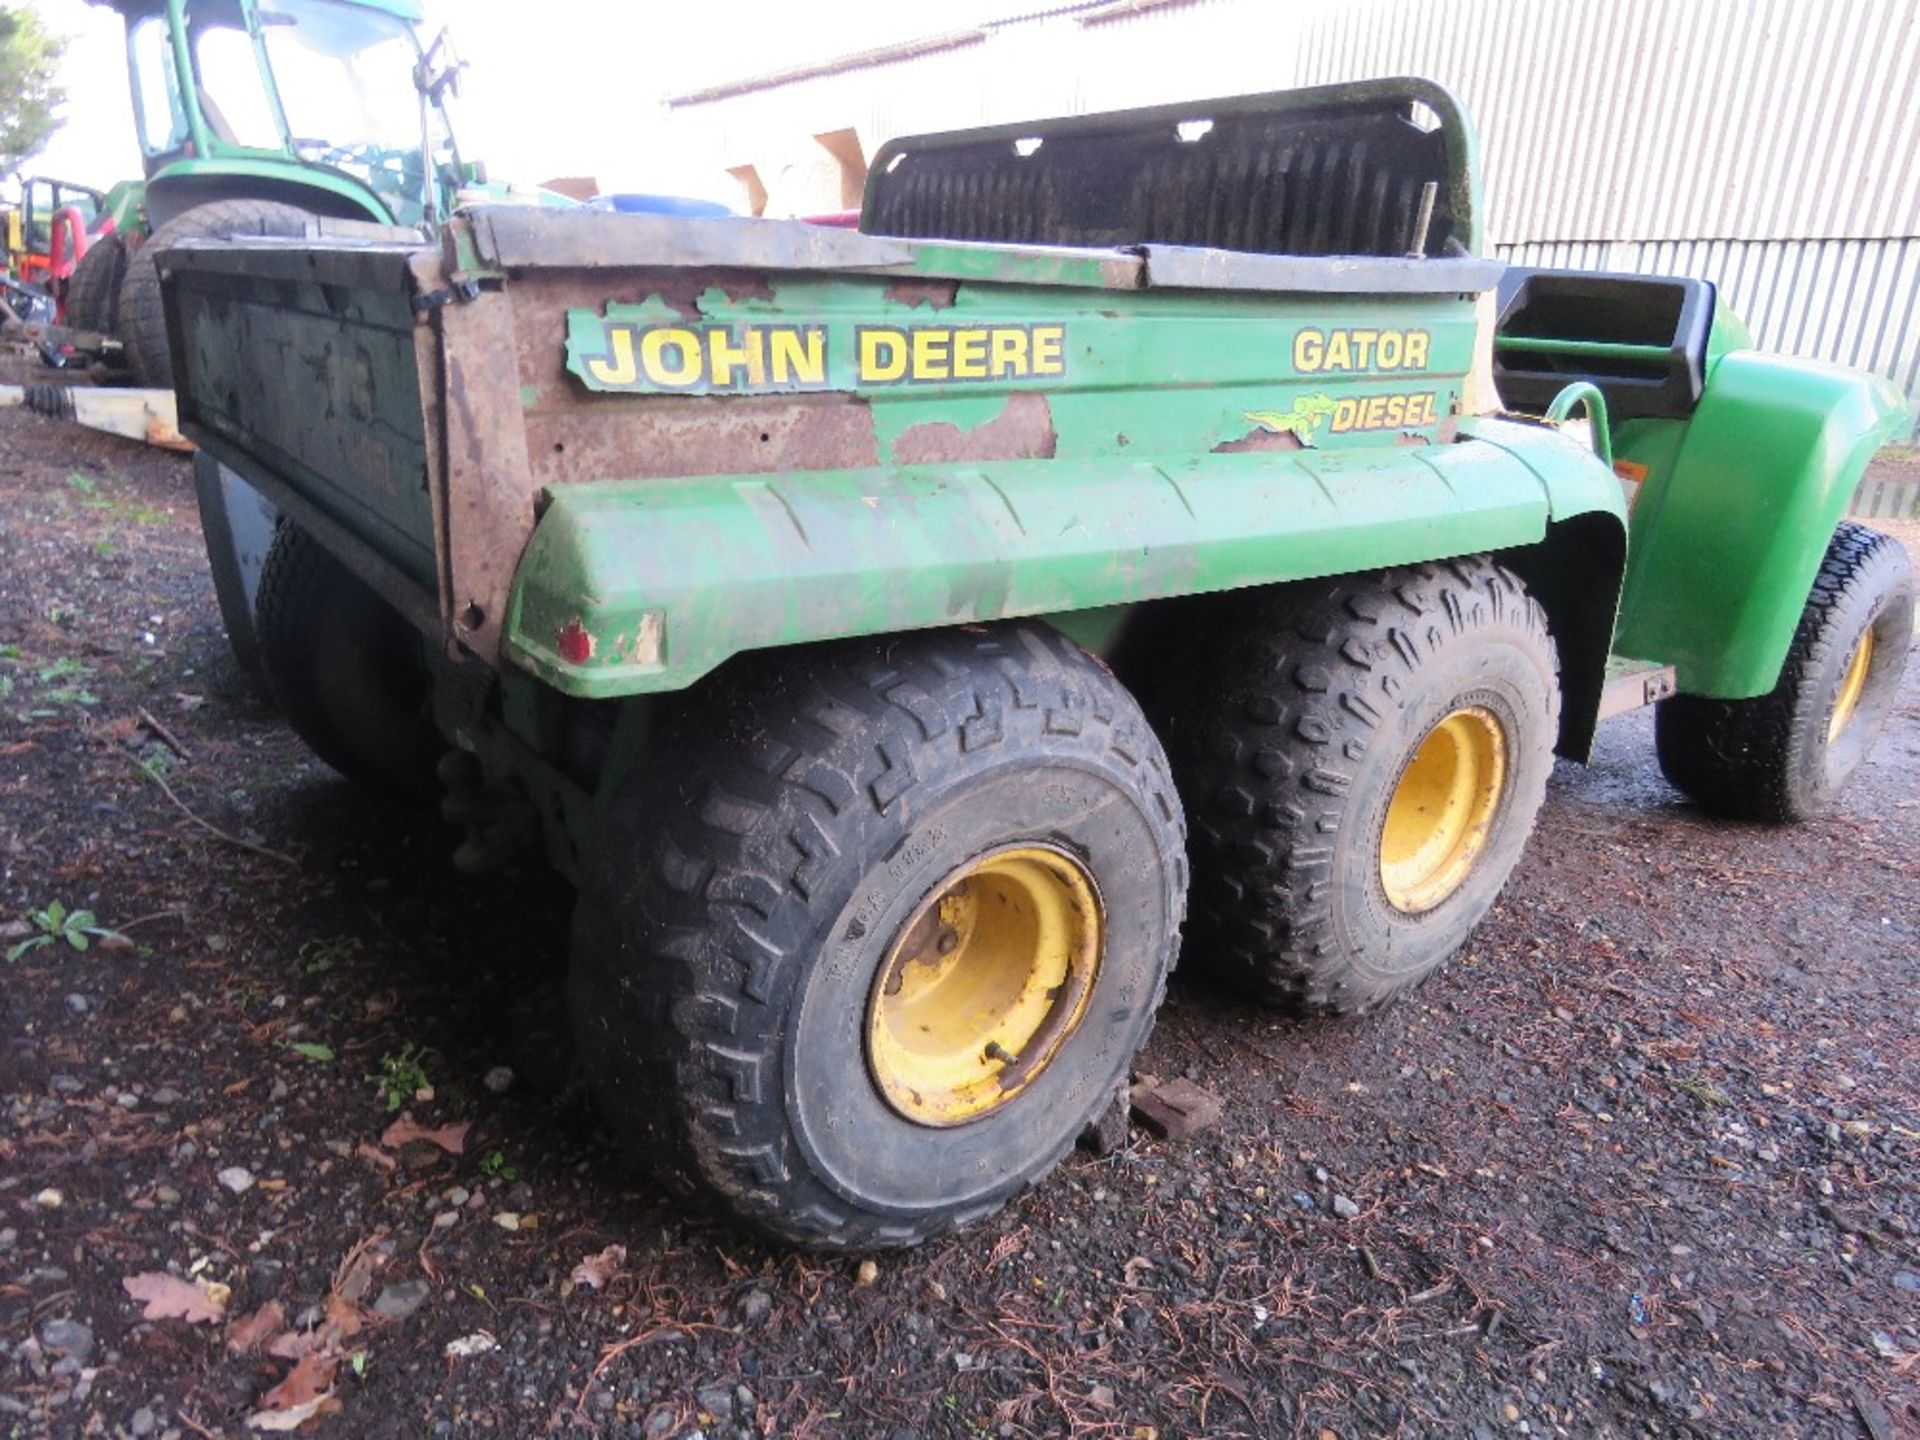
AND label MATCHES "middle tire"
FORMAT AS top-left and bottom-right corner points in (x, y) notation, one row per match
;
(571, 622), (1187, 1250)
(1169, 558), (1559, 1014)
